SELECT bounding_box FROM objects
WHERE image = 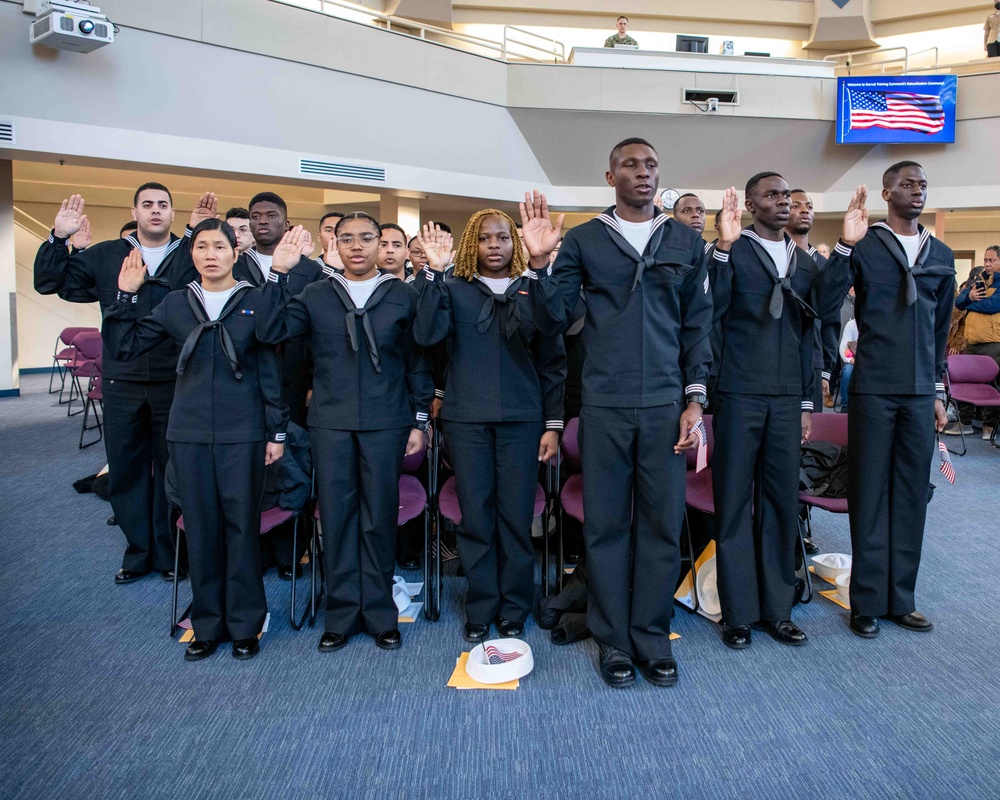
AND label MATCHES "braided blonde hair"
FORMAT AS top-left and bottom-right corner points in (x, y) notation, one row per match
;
(452, 209), (527, 281)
